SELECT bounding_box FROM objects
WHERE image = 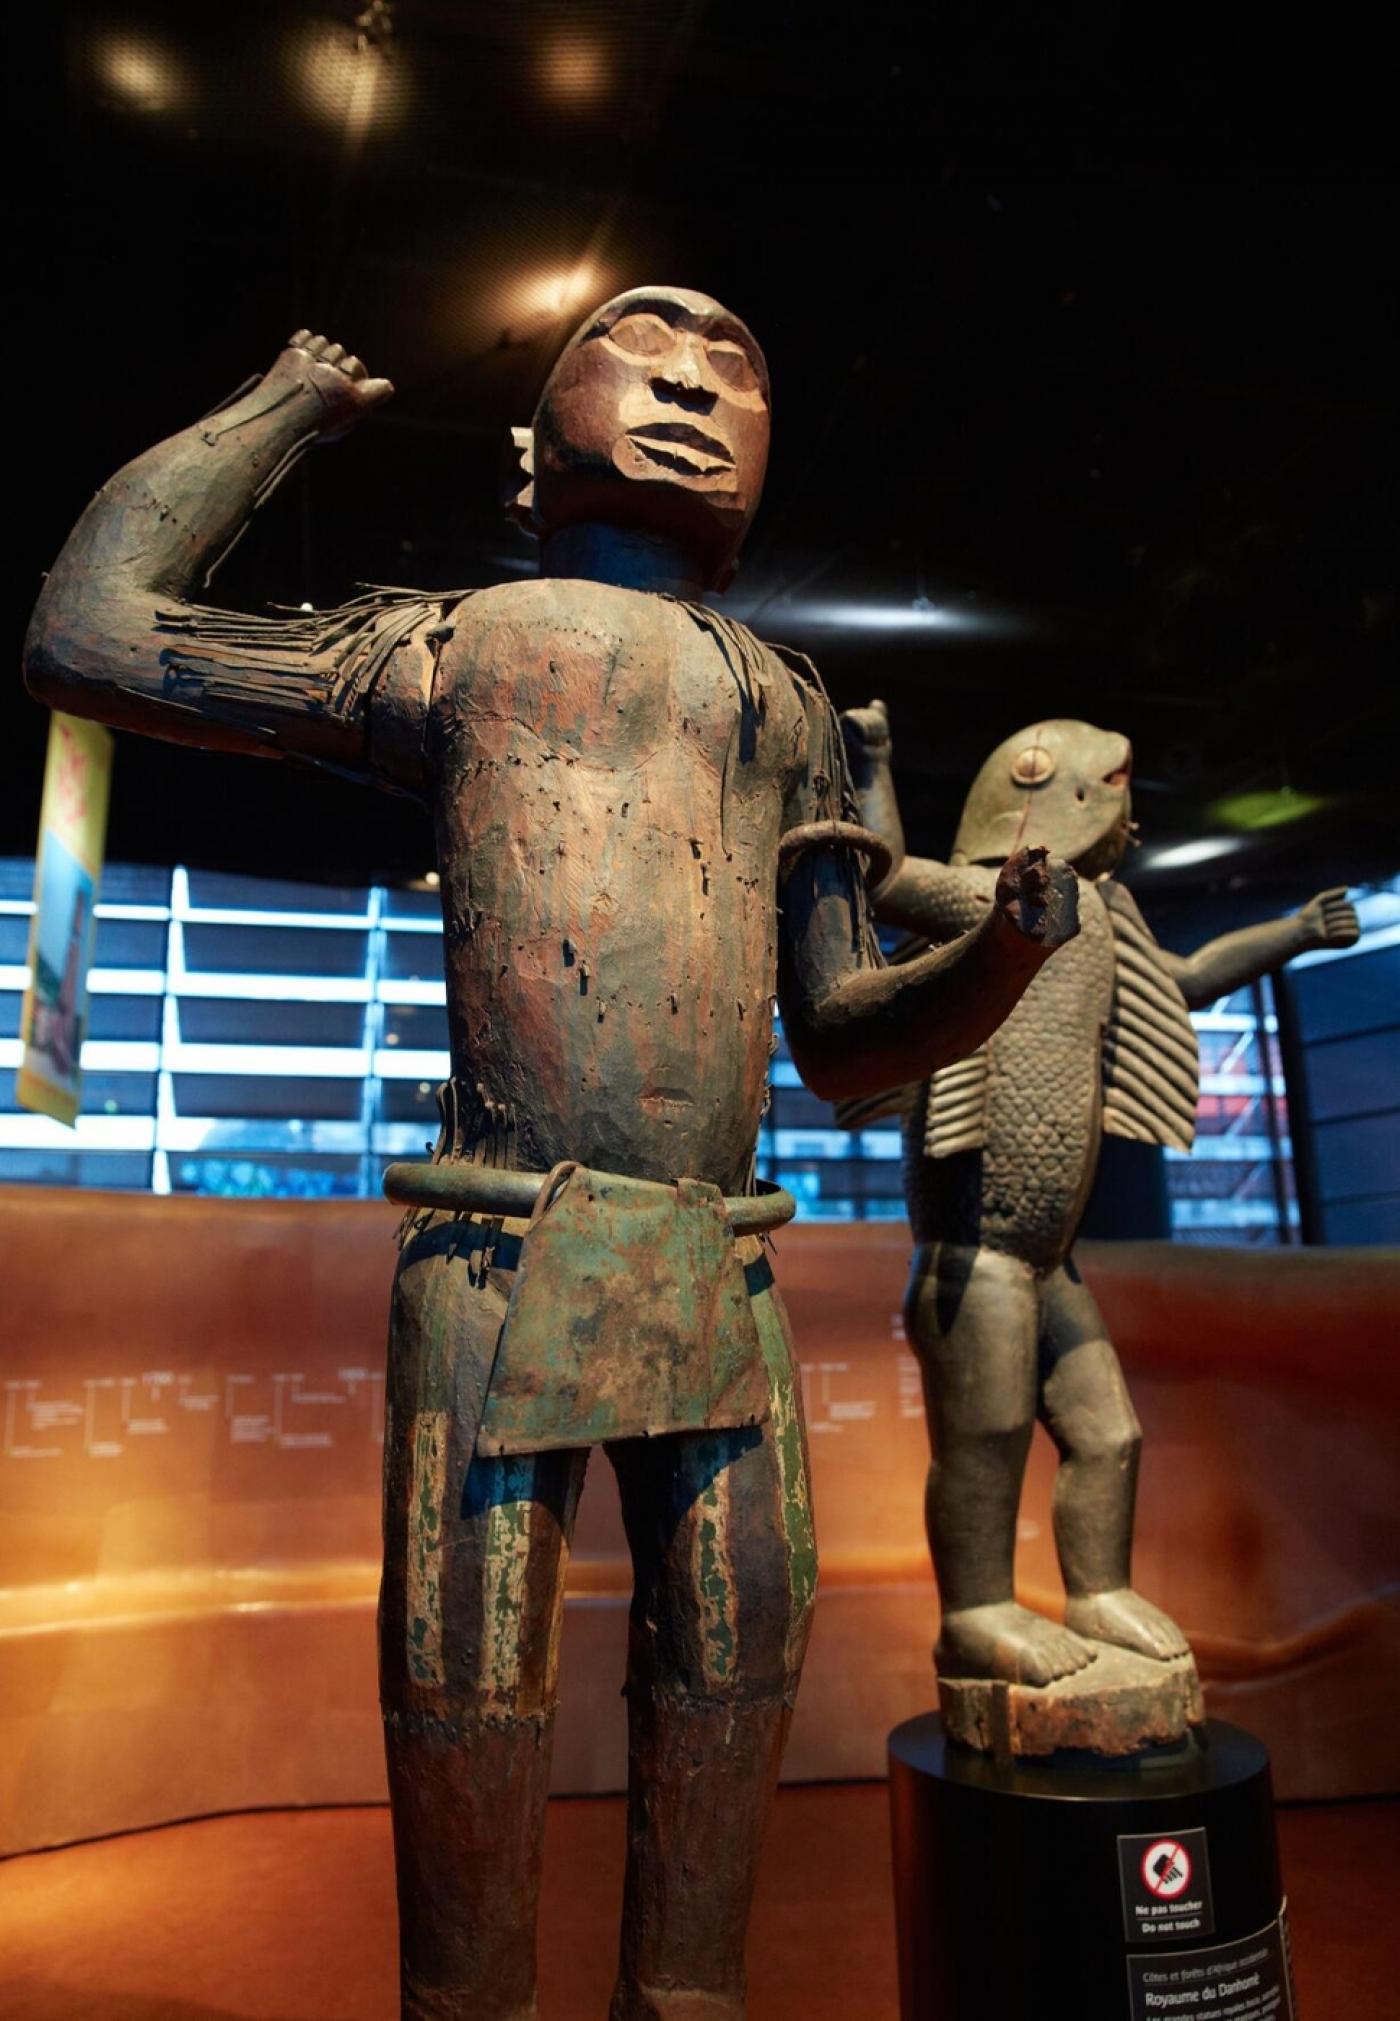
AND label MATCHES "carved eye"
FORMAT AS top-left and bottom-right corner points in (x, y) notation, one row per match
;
(607, 313), (676, 358)
(707, 339), (760, 394)
(1011, 747), (1056, 786)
